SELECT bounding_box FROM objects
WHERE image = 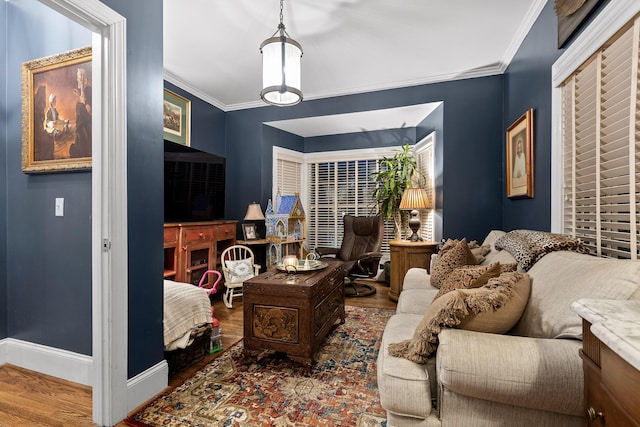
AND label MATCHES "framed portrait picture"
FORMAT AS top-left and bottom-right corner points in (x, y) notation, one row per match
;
(506, 109), (534, 199)
(243, 223), (258, 240)
(163, 89), (191, 146)
(21, 46), (92, 173)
